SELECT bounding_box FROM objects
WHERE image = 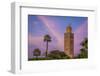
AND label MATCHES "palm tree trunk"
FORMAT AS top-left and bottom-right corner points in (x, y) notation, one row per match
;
(46, 41), (48, 57)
